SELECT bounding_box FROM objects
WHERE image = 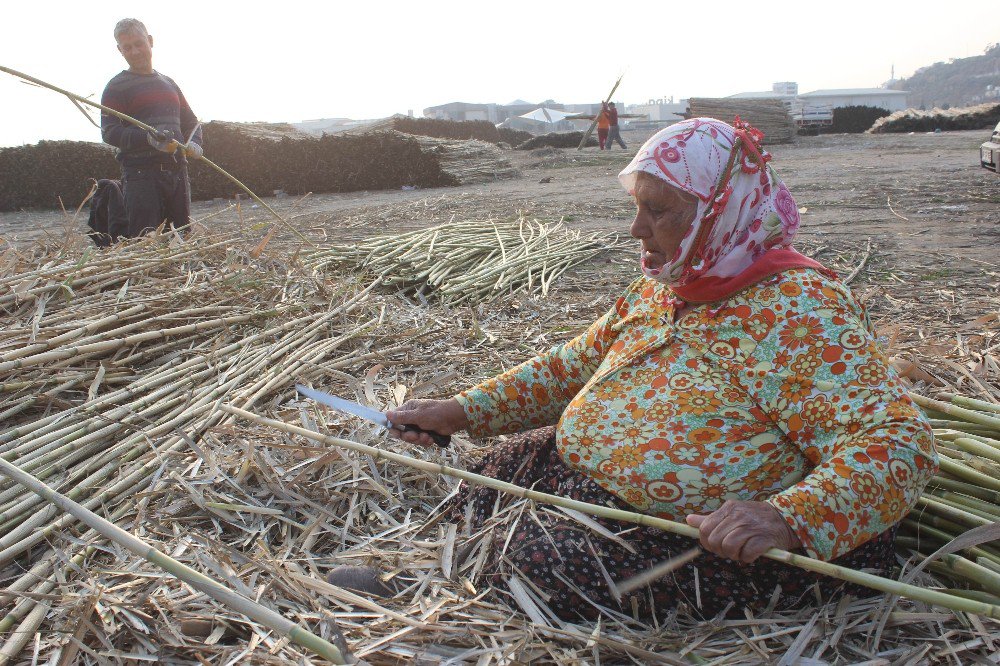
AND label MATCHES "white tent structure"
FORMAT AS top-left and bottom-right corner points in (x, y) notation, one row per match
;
(499, 107), (578, 135)
(518, 107), (578, 124)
